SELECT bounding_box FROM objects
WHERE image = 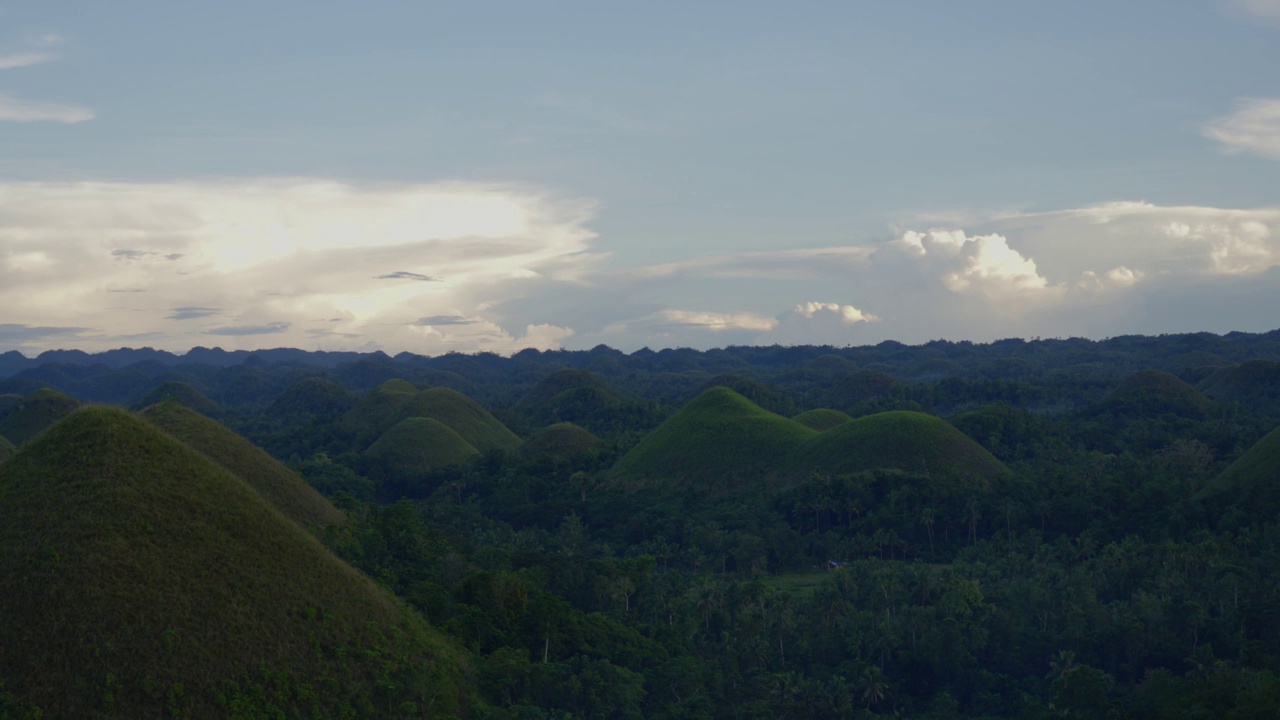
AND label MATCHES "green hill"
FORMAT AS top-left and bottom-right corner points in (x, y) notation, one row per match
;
(141, 402), (345, 529)
(0, 388), (81, 446)
(0, 407), (472, 718)
(792, 408), (854, 431)
(695, 374), (795, 416)
(802, 411), (1011, 494)
(0, 434), (13, 464)
(1196, 425), (1280, 519)
(1198, 360), (1280, 407)
(365, 416), (481, 479)
(521, 422), (601, 462)
(609, 387), (816, 490)
(1107, 369), (1212, 416)
(132, 380), (222, 416)
(0, 393), (22, 423)
(517, 368), (620, 409)
(266, 377), (356, 423)
(345, 381), (521, 453)
(827, 369), (902, 412)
